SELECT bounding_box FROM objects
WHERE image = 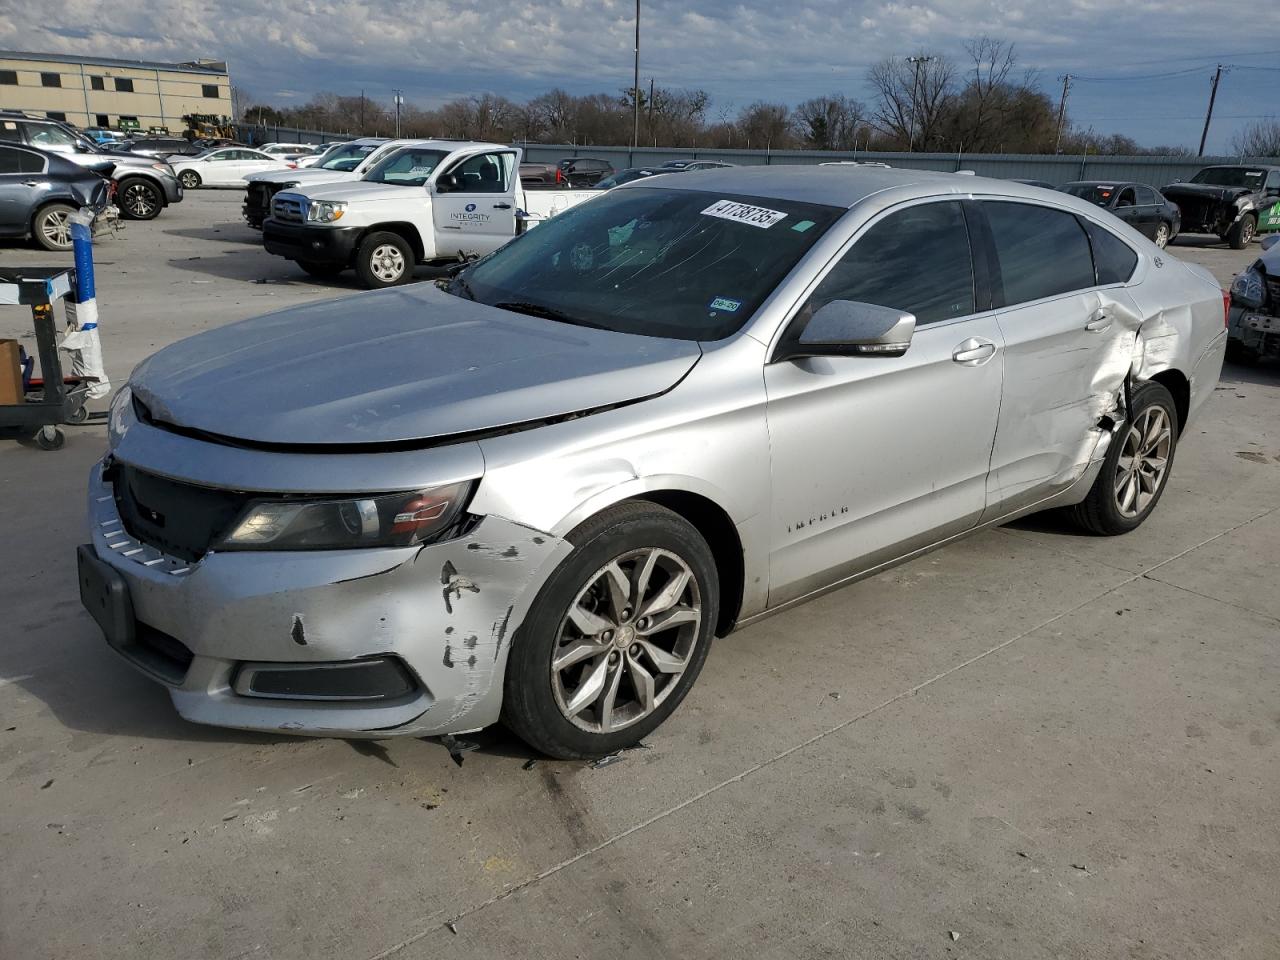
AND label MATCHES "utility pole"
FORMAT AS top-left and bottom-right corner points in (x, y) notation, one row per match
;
(1054, 74), (1072, 154)
(393, 89), (403, 138)
(906, 56), (933, 151)
(359, 90), (365, 131)
(1198, 65), (1223, 157)
(631, 0), (640, 161)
